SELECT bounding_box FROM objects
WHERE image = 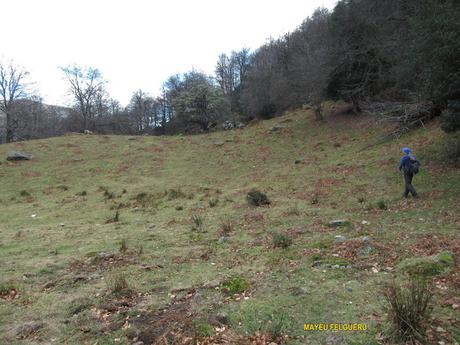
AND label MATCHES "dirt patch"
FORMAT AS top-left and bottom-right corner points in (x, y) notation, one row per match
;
(243, 212), (265, 224)
(126, 290), (198, 345)
(68, 251), (139, 274)
(407, 234), (460, 257)
(333, 239), (401, 269)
